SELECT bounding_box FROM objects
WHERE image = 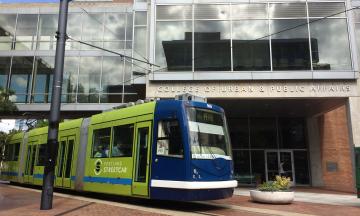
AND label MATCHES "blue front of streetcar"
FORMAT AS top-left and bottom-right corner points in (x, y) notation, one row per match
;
(150, 99), (237, 201)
